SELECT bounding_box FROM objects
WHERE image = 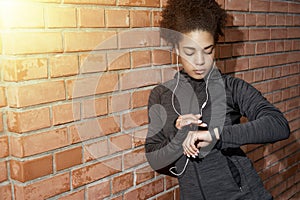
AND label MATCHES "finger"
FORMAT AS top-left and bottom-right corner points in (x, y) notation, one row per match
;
(196, 141), (211, 148)
(198, 122), (208, 127)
